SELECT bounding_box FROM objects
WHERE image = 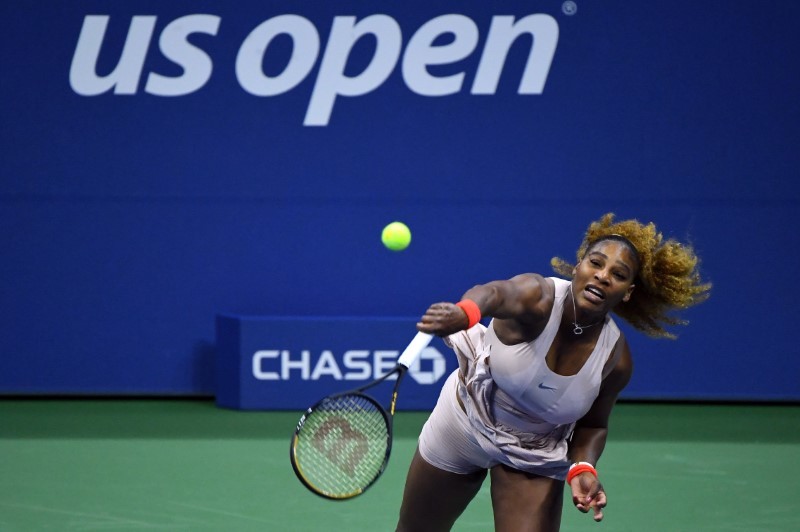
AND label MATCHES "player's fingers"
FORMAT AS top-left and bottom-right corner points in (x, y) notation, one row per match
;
(593, 490), (607, 507)
(589, 491), (606, 522)
(416, 317), (433, 329)
(418, 304), (458, 333)
(417, 312), (442, 332)
(420, 304), (447, 319)
(572, 495), (590, 513)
